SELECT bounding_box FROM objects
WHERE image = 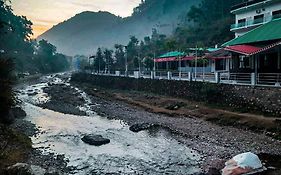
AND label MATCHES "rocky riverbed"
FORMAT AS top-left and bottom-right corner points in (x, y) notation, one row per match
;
(71, 76), (281, 175)
(4, 72), (280, 175)
(12, 73), (204, 175)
